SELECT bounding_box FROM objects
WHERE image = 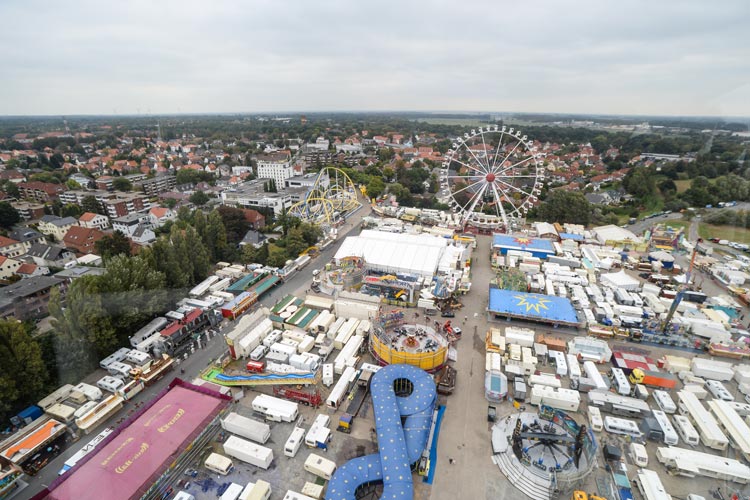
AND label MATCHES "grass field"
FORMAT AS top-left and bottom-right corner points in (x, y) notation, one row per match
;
(697, 223), (750, 244)
(674, 179), (691, 193)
